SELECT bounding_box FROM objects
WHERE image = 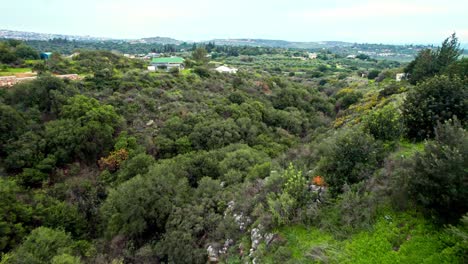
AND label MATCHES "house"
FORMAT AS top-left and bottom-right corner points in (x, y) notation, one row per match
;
(150, 57), (185, 71)
(67, 52), (80, 59)
(40, 52), (52, 60)
(308, 53), (318, 59)
(147, 52), (160, 58)
(396, 73), (407, 82)
(147, 66), (156, 72)
(346, 54), (357, 59)
(215, 65), (238, 74)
